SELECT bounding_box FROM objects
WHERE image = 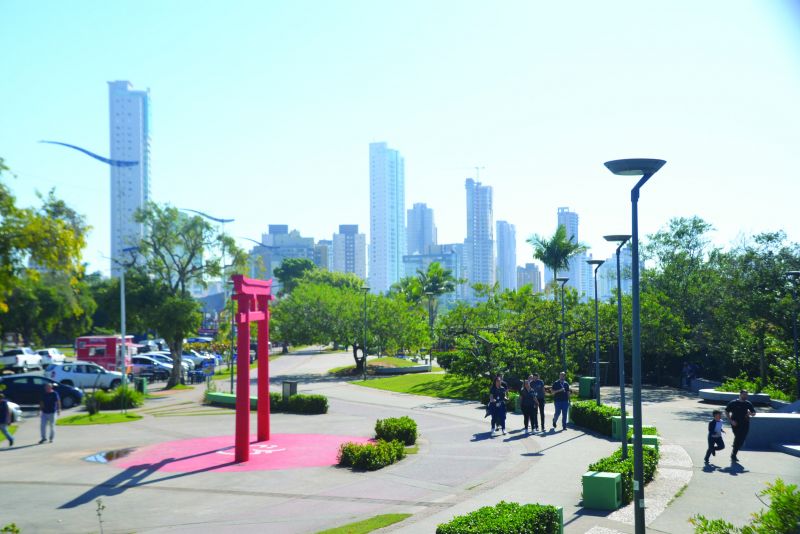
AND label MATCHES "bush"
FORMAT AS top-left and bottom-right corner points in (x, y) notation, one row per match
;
(375, 416), (417, 445)
(90, 387), (144, 410)
(434, 351), (459, 371)
(627, 425), (658, 441)
(286, 394), (328, 414)
(337, 439), (406, 471)
(587, 445), (659, 505)
(717, 373), (792, 401)
(435, 501), (562, 534)
(570, 401), (623, 436)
